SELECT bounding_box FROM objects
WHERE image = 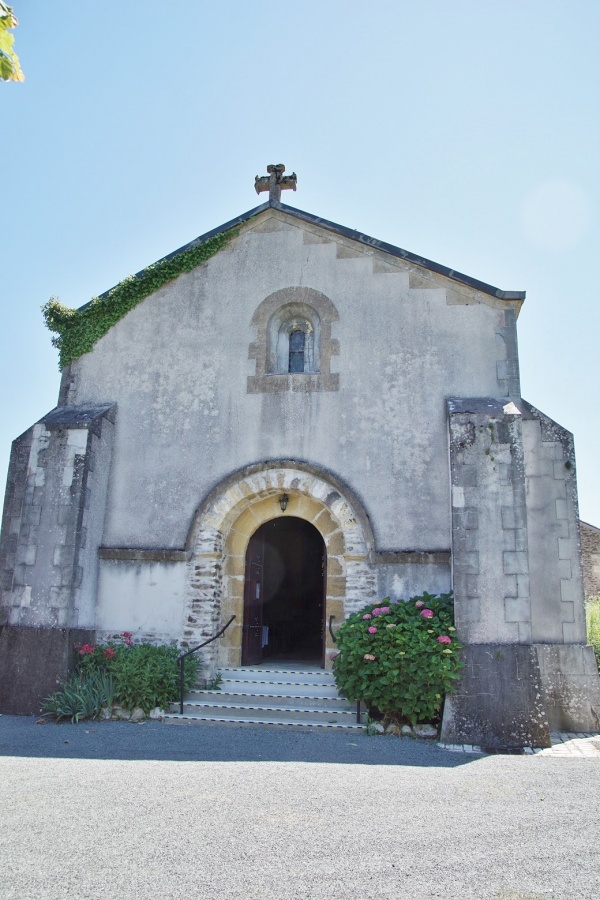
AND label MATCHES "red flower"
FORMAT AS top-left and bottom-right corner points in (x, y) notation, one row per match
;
(102, 647), (116, 659)
(79, 644), (95, 655)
